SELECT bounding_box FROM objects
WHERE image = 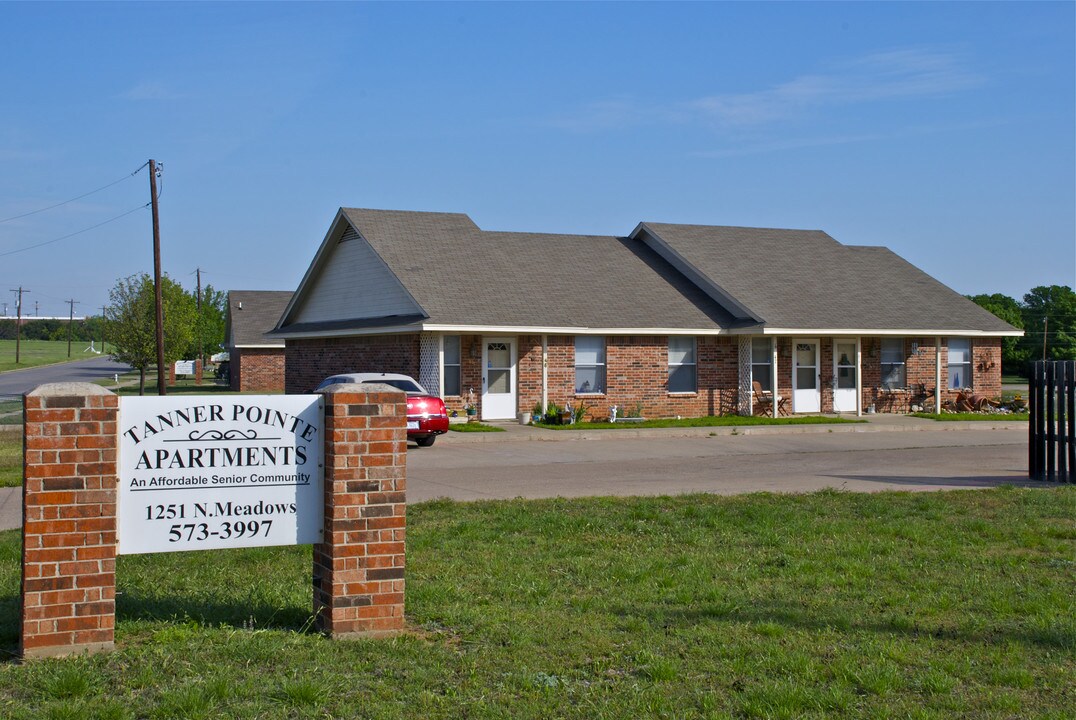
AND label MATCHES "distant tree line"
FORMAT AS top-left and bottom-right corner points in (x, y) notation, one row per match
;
(0, 317), (105, 342)
(968, 285), (1076, 376)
